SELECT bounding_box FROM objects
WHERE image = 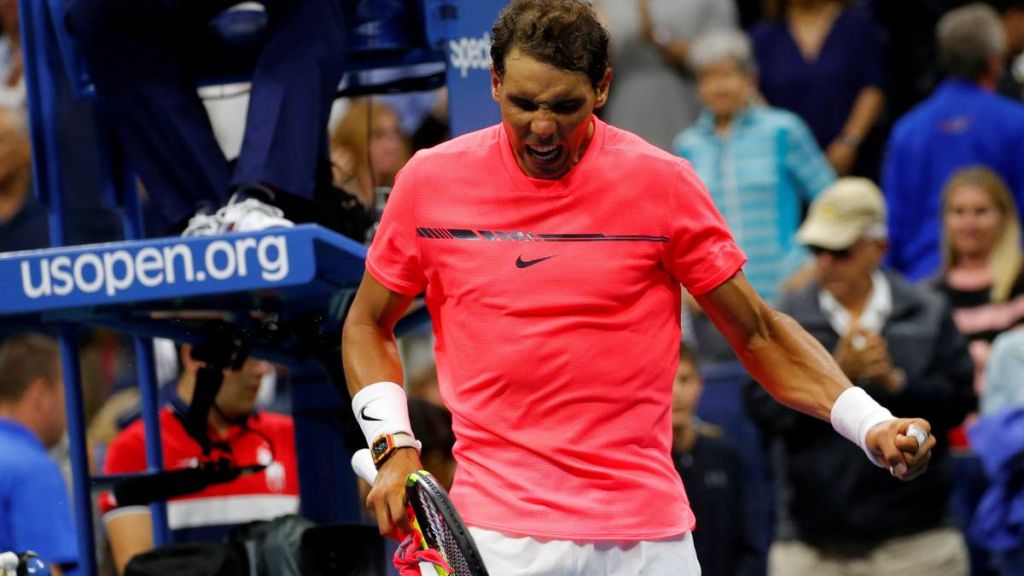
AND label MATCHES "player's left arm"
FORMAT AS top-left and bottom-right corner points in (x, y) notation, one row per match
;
(342, 271), (422, 537)
(694, 271), (934, 480)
